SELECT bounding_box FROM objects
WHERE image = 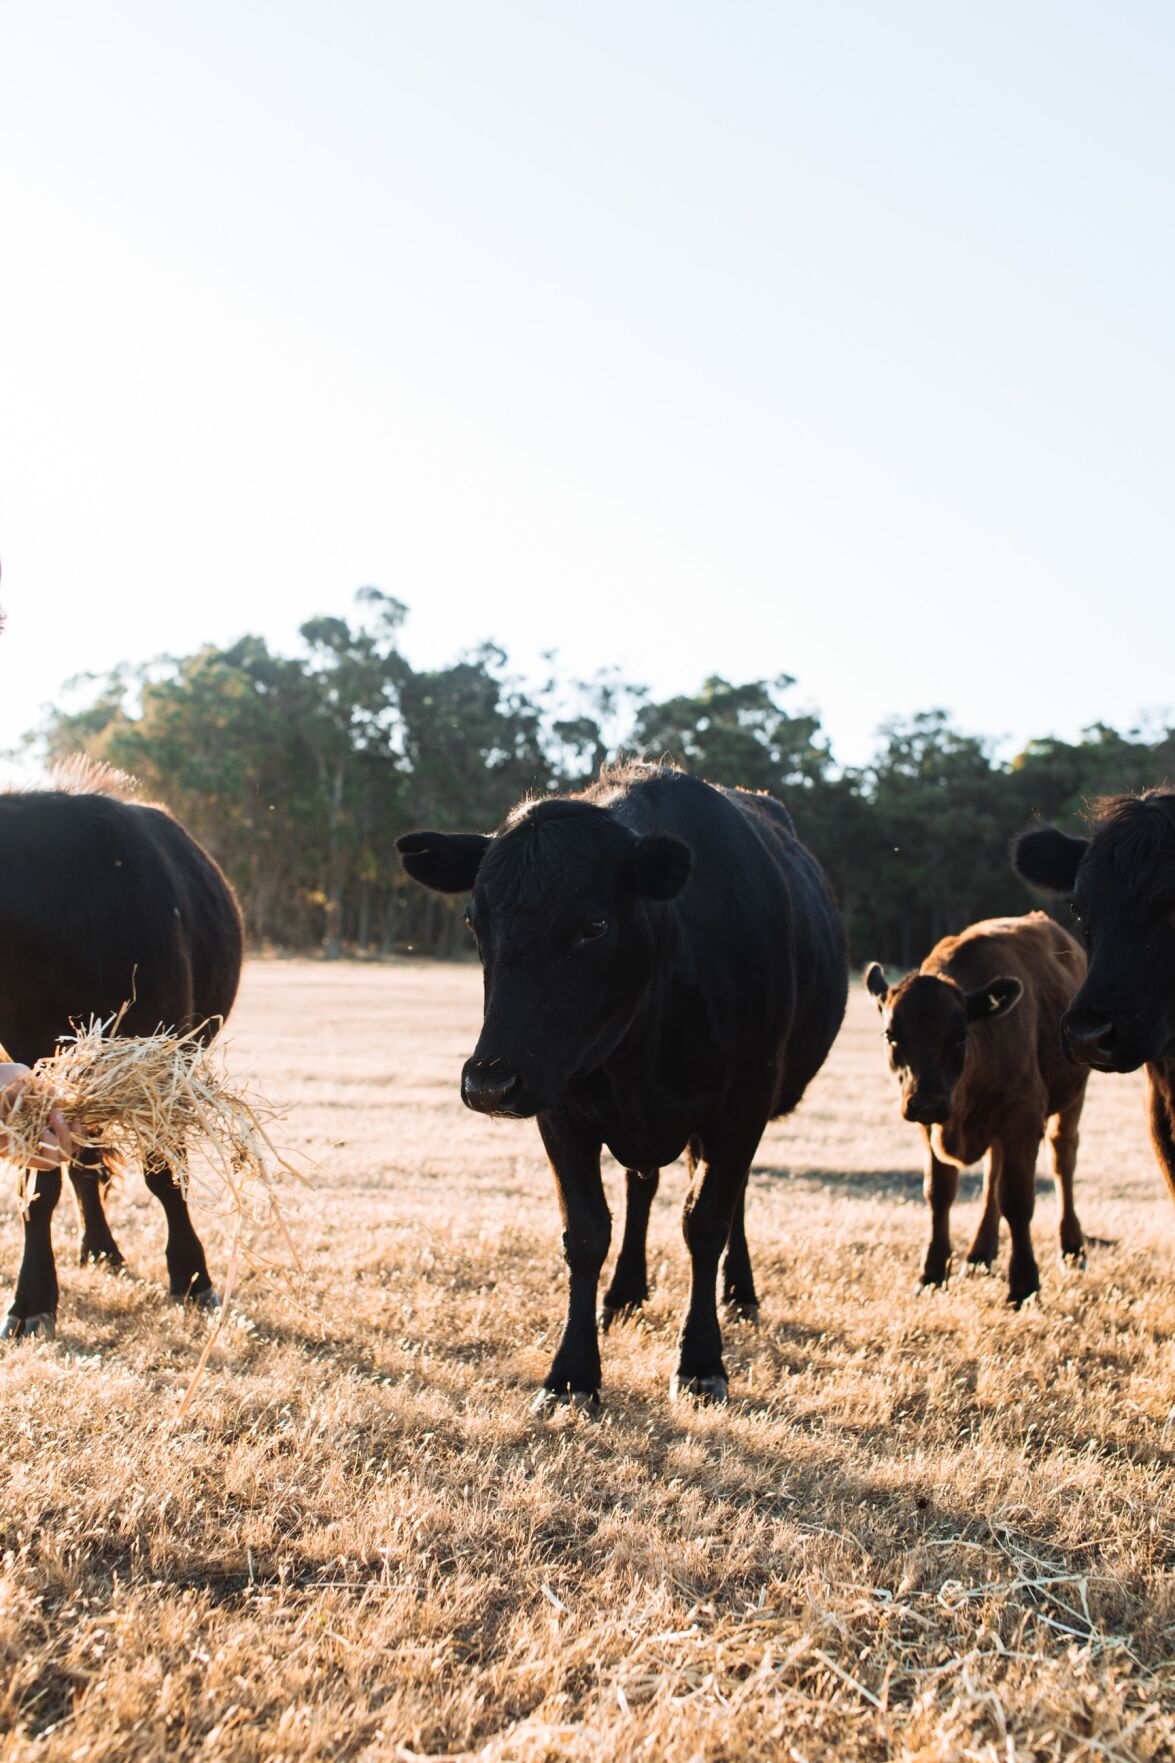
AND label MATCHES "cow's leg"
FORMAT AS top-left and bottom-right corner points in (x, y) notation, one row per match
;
(920, 1140), (958, 1288)
(721, 1180), (759, 1319)
(964, 1144), (1002, 1273)
(534, 1116), (610, 1409)
(1145, 1065), (1175, 1207)
(996, 1120), (1042, 1307)
(69, 1157), (126, 1269)
(144, 1163), (218, 1307)
(599, 1168), (658, 1329)
(672, 1120), (761, 1403)
(1, 1169), (63, 1340)
(1047, 1096), (1086, 1264)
